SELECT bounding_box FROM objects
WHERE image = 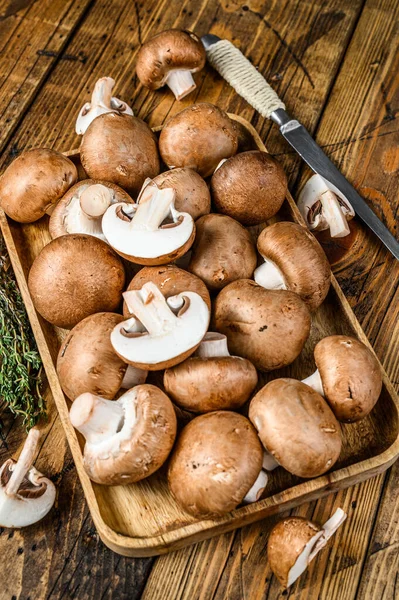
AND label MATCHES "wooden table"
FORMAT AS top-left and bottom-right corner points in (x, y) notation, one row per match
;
(0, 0), (398, 598)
